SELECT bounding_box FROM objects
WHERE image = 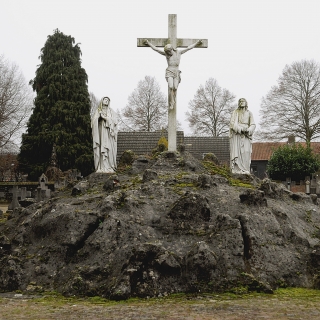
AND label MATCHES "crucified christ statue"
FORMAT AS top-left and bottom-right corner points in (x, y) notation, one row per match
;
(137, 14), (208, 151)
(144, 39), (202, 109)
